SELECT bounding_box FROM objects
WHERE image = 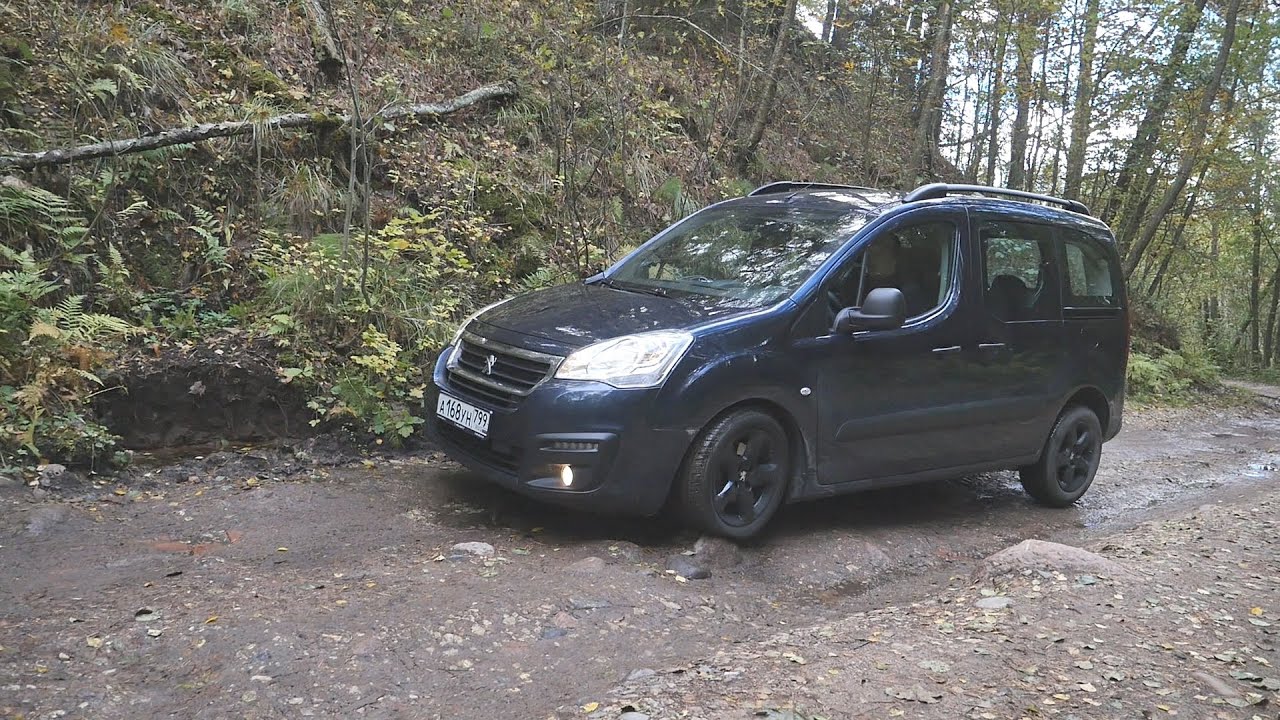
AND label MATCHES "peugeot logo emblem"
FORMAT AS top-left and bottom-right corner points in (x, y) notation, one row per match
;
(484, 354), (498, 376)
